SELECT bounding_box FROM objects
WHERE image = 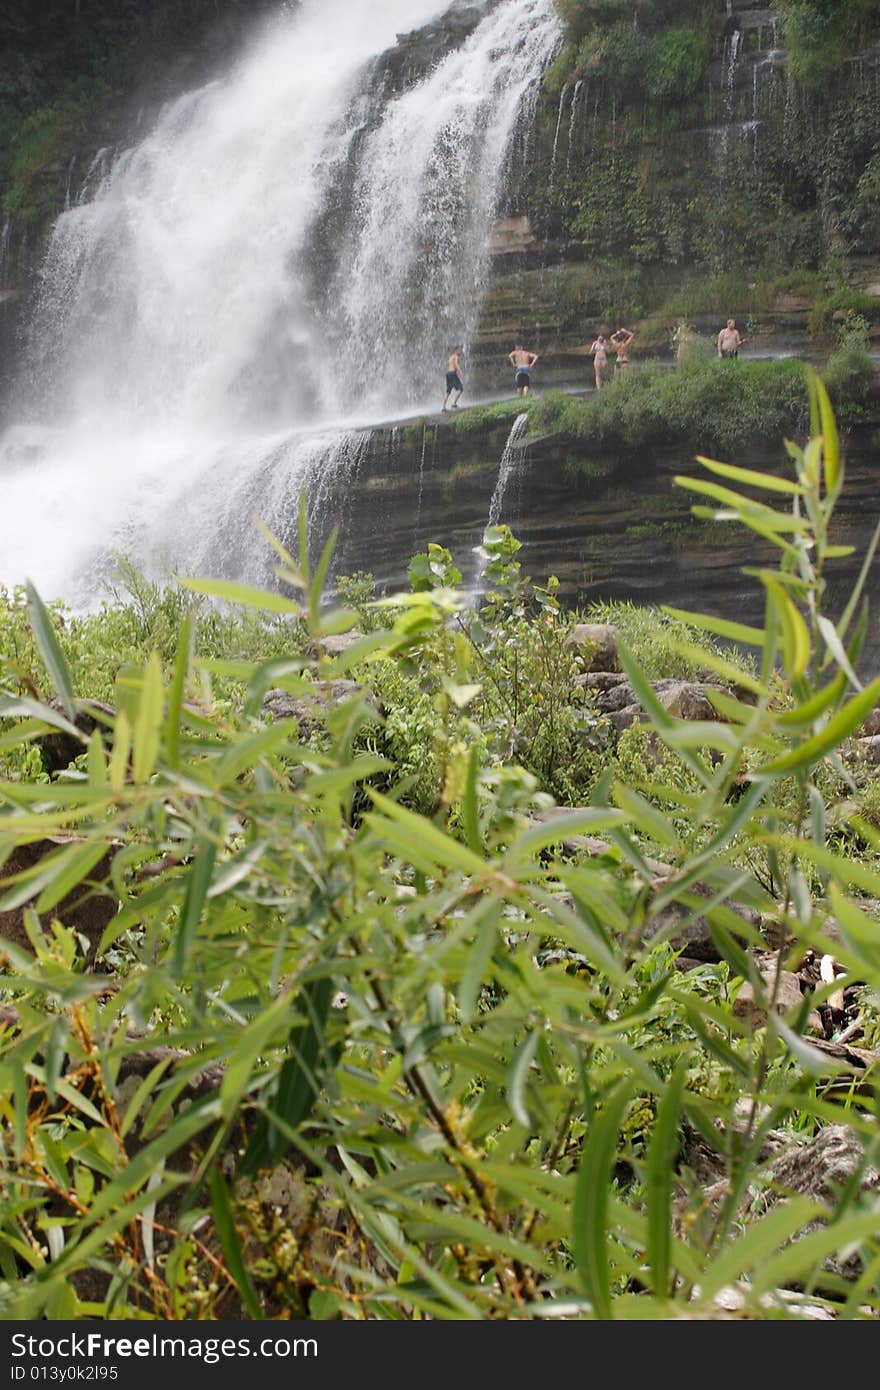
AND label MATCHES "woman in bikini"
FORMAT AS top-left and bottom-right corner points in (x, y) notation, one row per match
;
(589, 333), (609, 391)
